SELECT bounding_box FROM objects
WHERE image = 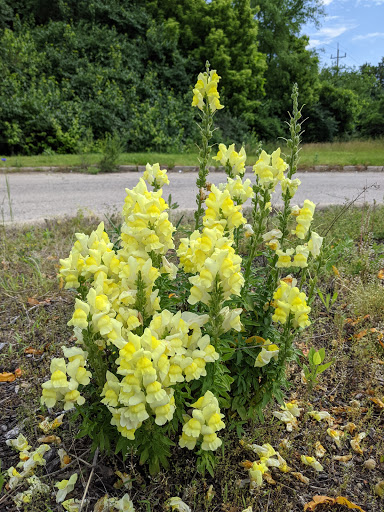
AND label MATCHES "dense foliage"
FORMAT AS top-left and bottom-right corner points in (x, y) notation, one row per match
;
(0, 0), (383, 155)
